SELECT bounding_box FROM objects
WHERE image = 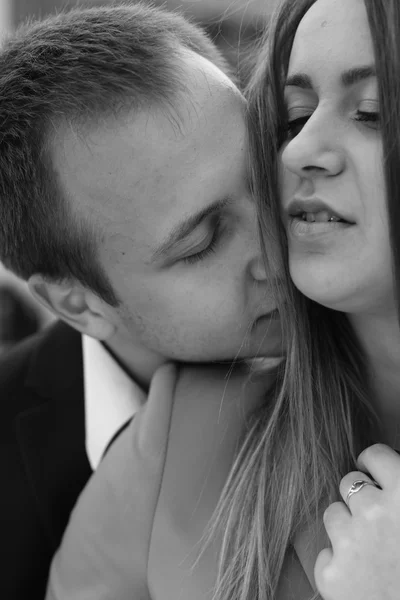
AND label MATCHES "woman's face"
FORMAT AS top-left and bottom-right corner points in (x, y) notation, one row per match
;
(280, 0), (395, 316)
